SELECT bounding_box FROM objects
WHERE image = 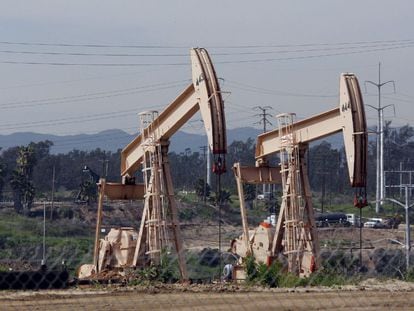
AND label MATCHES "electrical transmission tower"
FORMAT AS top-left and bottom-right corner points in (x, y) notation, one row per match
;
(254, 106), (274, 194)
(365, 62), (395, 214)
(253, 106), (273, 133)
